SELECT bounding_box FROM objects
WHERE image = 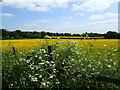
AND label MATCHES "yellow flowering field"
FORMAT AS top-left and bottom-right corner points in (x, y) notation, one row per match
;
(2, 39), (119, 52)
